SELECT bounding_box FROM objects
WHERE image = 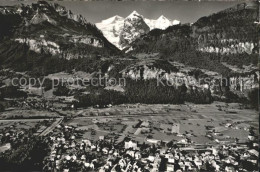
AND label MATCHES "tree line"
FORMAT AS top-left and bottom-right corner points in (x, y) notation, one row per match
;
(74, 79), (213, 108)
